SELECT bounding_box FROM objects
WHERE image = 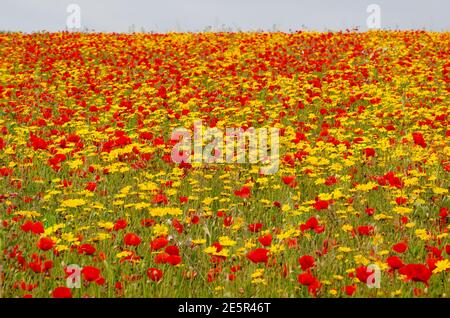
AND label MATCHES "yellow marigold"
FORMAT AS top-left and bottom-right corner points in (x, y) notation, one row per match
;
(337, 246), (352, 253)
(415, 229), (431, 240)
(98, 221), (114, 230)
(153, 224), (169, 237)
(393, 206), (413, 215)
(432, 259), (450, 274)
(61, 199), (86, 208)
(218, 236), (237, 246)
(116, 251), (133, 259)
(149, 207), (182, 217)
(355, 182), (378, 192)
(14, 210), (41, 218)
